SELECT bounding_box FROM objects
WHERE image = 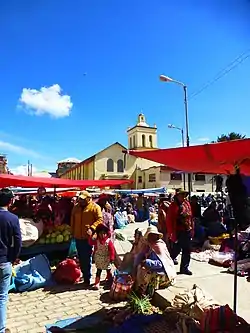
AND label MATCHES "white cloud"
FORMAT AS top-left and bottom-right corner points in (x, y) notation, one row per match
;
(19, 84), (73, 118)
(0, 141), (42, 158)
(197, 137), (210, 142)
(10, 165), (52, 177)
(10, 165), (37, 176)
